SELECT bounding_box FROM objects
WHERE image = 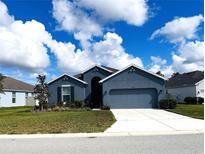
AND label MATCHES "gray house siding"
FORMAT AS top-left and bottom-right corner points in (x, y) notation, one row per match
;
(102, 67), (166, 108)
(83, 67), (112, 101)
(48, 76), (86, 105)
(167, 86), (196, 102)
